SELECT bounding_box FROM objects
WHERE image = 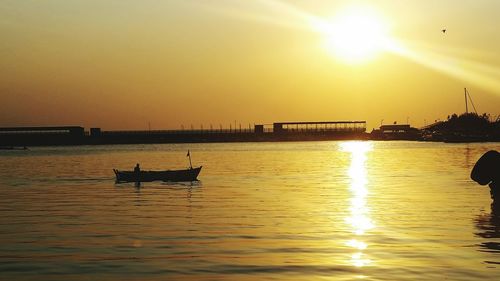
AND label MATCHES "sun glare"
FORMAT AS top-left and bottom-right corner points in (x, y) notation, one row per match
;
(316, 7), (391, 63)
